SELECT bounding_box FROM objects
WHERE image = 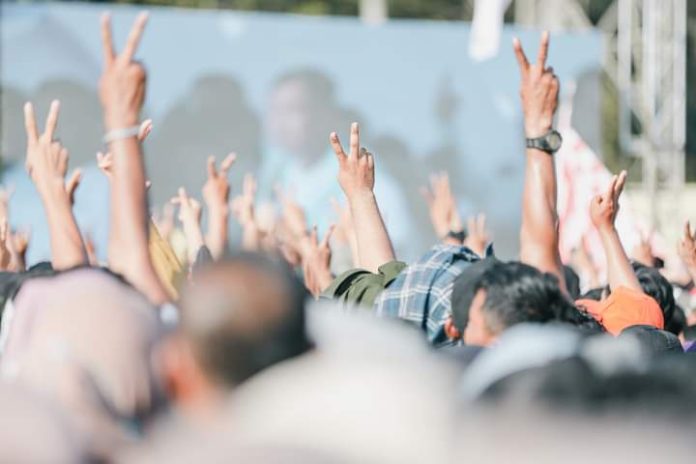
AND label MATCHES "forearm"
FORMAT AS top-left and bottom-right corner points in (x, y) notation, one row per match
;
(205, 203), (229, 260)
(599, 227), (641, 292)
(348, 191), (395, 273)
(40, 189), (86, 270)
(108, 124), (168, 303)
(520, 148), (566, 289)
(182, 220), (205, 266)
(240, 222), (261, 251)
